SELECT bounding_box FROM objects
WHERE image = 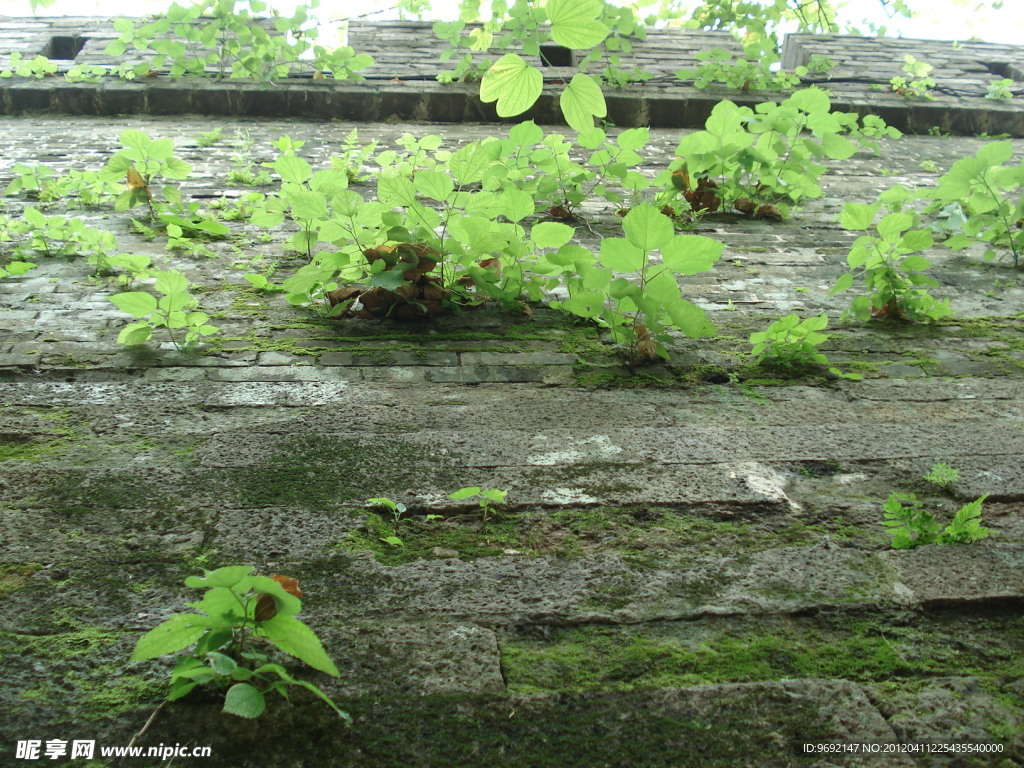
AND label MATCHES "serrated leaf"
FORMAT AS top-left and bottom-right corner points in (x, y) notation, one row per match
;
(414, 170), (454, 202)
(184, 566), (254, 589)
(531, 221), (574, 249)
(821, 132), (857, 160)
(622, 203), (673, 251)
(271, 155), (312, 185)
(559, 73), (606, 133)
(377, 174), (417, 207)
(131, 614), (208, 661)
(599, 237), (644, 273)
(480, 53), (543, 118)
(840, 203), (878, 231)
(223, 683), (265, 718)
(110, 291), (157, 318)
(260, 614), (340, 677)
(661, 235), (723, 275)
